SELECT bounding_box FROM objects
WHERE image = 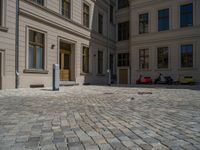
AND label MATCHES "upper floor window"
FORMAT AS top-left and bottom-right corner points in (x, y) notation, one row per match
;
(0, 0), (3, 26)
(180, 3), (193, 27)
(118, 21), (129, 41)
(28, 30), (45, 70)
(158, 9), (169, 31)
(98, 13), (103, 34)
(83, 3), (90, 28)
(139, 49), (149, 69)
(98, 51), (104, 74)
(118, 53), (129, 67)
(157, 47), (168, 69)
(118, 0), (129, 9)
(30, 0), (44, 6)
(62, 0), (71, 19)
(110, 5), (114, 23)
(181, 44), (193, 68)
(139, 13), (149, 34)
(82, 46), (89, 73)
